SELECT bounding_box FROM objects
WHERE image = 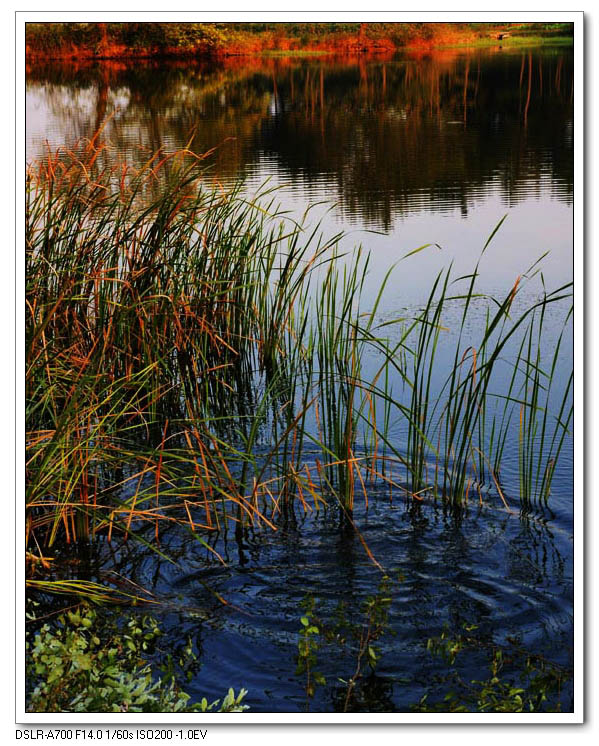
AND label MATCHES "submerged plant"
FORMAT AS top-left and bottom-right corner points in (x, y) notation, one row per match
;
(295, 596), (326, 707)
(295, 573), (398, 712)
(415, 623), (571, 713)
